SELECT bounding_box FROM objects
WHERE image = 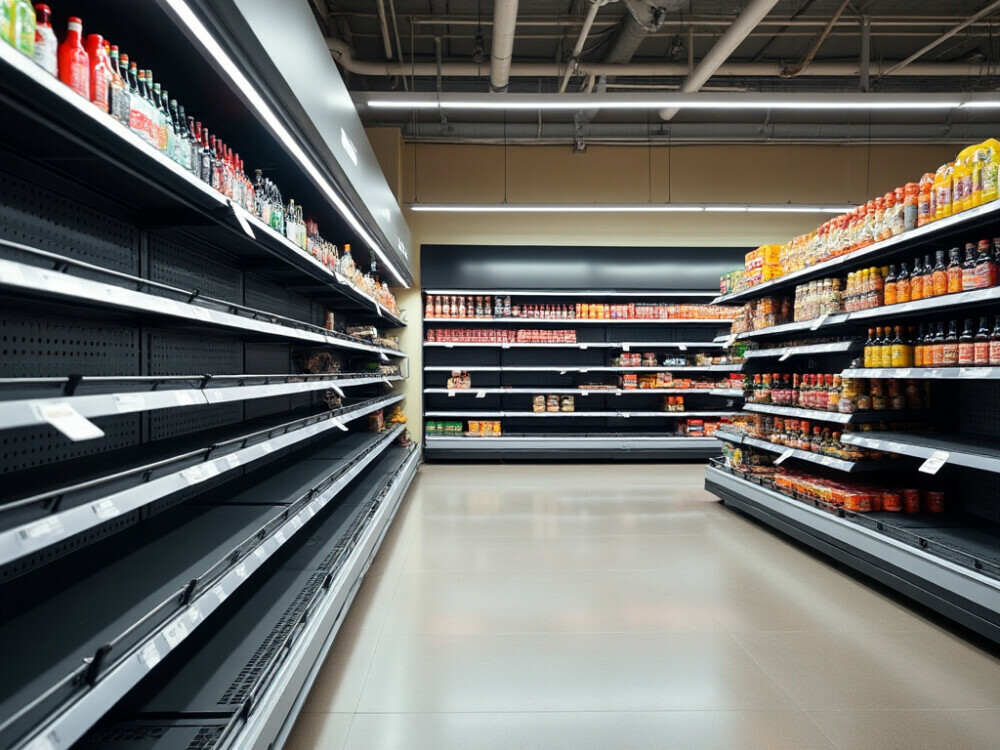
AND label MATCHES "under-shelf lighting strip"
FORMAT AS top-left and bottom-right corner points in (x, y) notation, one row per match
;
(163, 0), (409, 288)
